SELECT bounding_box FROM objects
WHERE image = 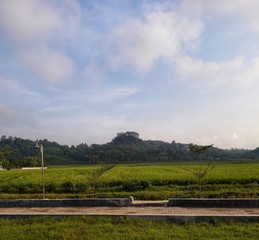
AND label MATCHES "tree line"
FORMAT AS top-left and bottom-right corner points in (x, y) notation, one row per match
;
(0, 134), (258, 169)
